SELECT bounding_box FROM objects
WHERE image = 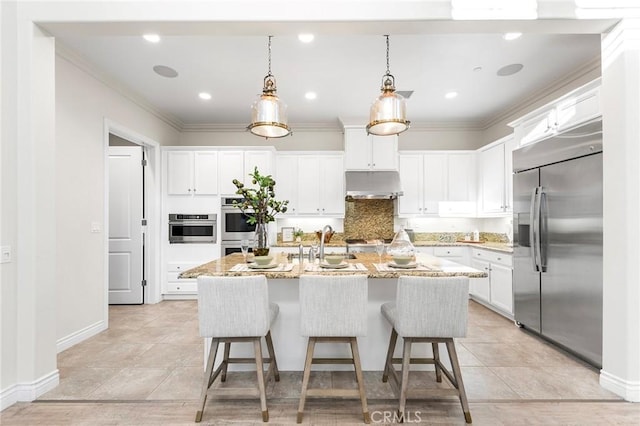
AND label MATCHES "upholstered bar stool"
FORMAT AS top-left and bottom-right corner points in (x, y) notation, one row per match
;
(381, 276), (472, 424)
(196, 275), (280, 423)
(297, 275), (370, 424)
